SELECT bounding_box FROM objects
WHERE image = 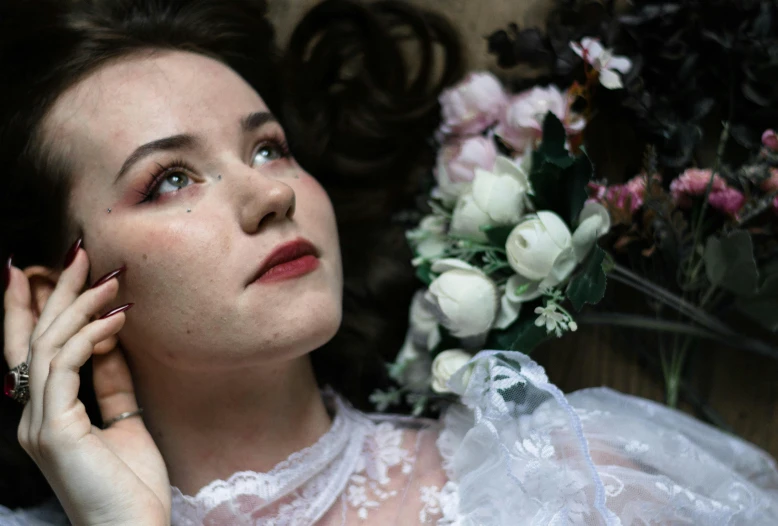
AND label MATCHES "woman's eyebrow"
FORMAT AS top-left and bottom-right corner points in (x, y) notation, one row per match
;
(113, 111), (277, 185)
